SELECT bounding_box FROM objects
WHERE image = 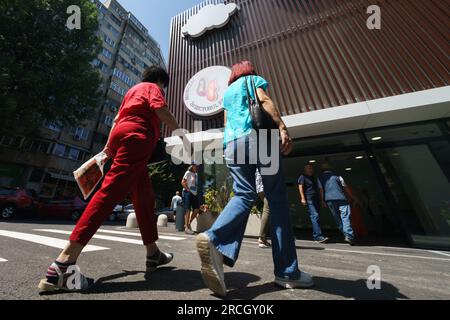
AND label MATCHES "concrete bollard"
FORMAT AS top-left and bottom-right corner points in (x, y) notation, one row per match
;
(157, 214), (168, 227)
(126, 212), (138, 228)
